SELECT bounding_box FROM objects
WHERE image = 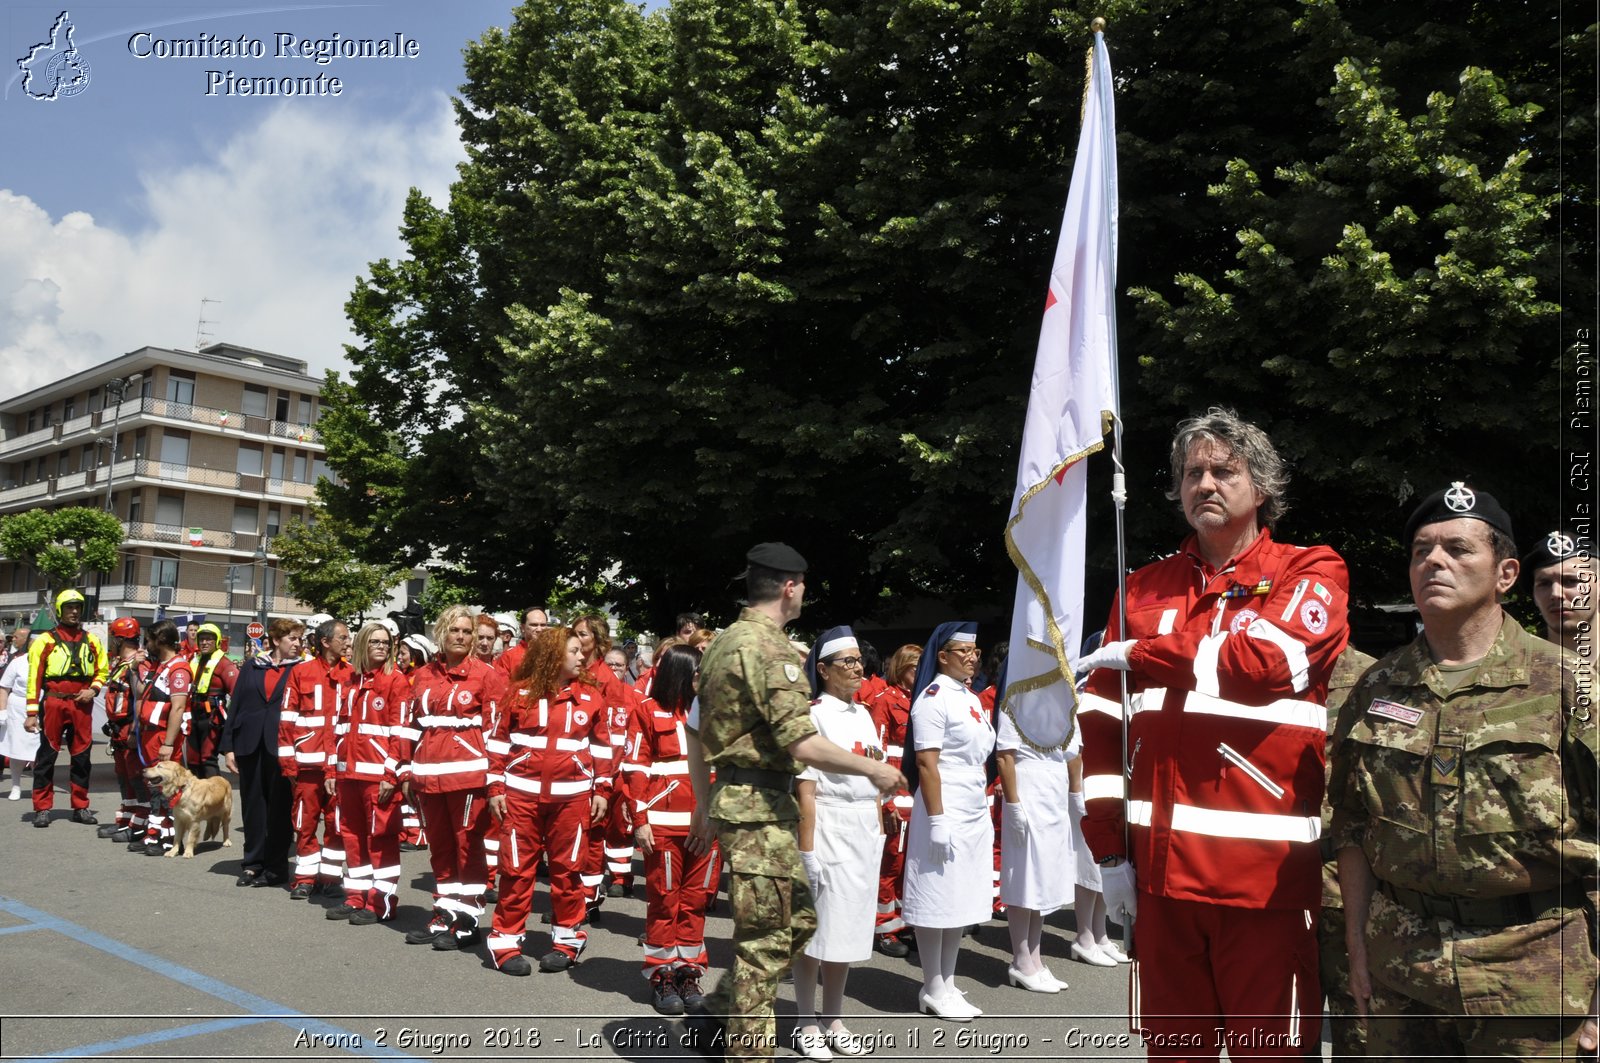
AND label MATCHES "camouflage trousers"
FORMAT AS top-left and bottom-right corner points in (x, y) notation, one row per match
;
(1317, 907), (1367, 1061)
(1363, 889), (1594, 1059)
(705, 823), (817, 1060)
